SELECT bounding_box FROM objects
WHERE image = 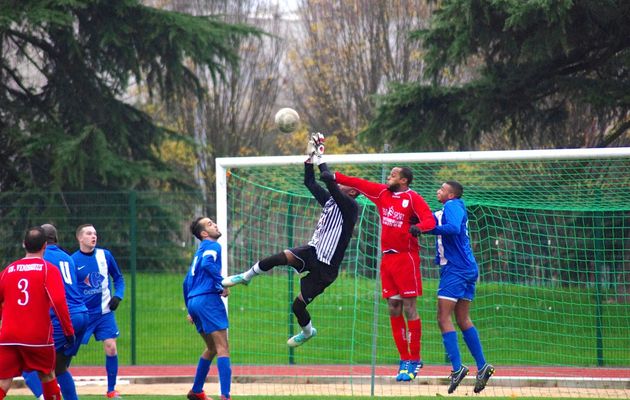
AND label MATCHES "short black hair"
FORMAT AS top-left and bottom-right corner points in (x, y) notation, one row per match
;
(24, 226), (47, 253)
(41, 223), (58, 244)
(190, 217), (205, 240)
(399, 167), (413, 185)
(446, 180), (464, 198)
